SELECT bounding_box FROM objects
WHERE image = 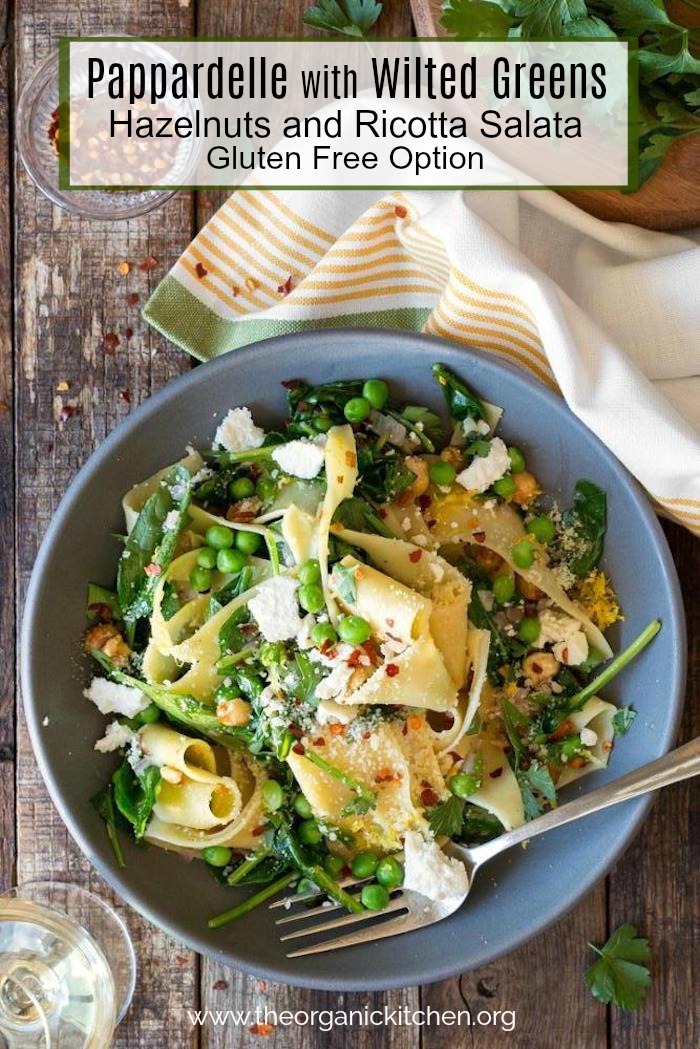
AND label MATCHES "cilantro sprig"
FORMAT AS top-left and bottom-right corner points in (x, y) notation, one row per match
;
(585, 924), (652, 1010)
